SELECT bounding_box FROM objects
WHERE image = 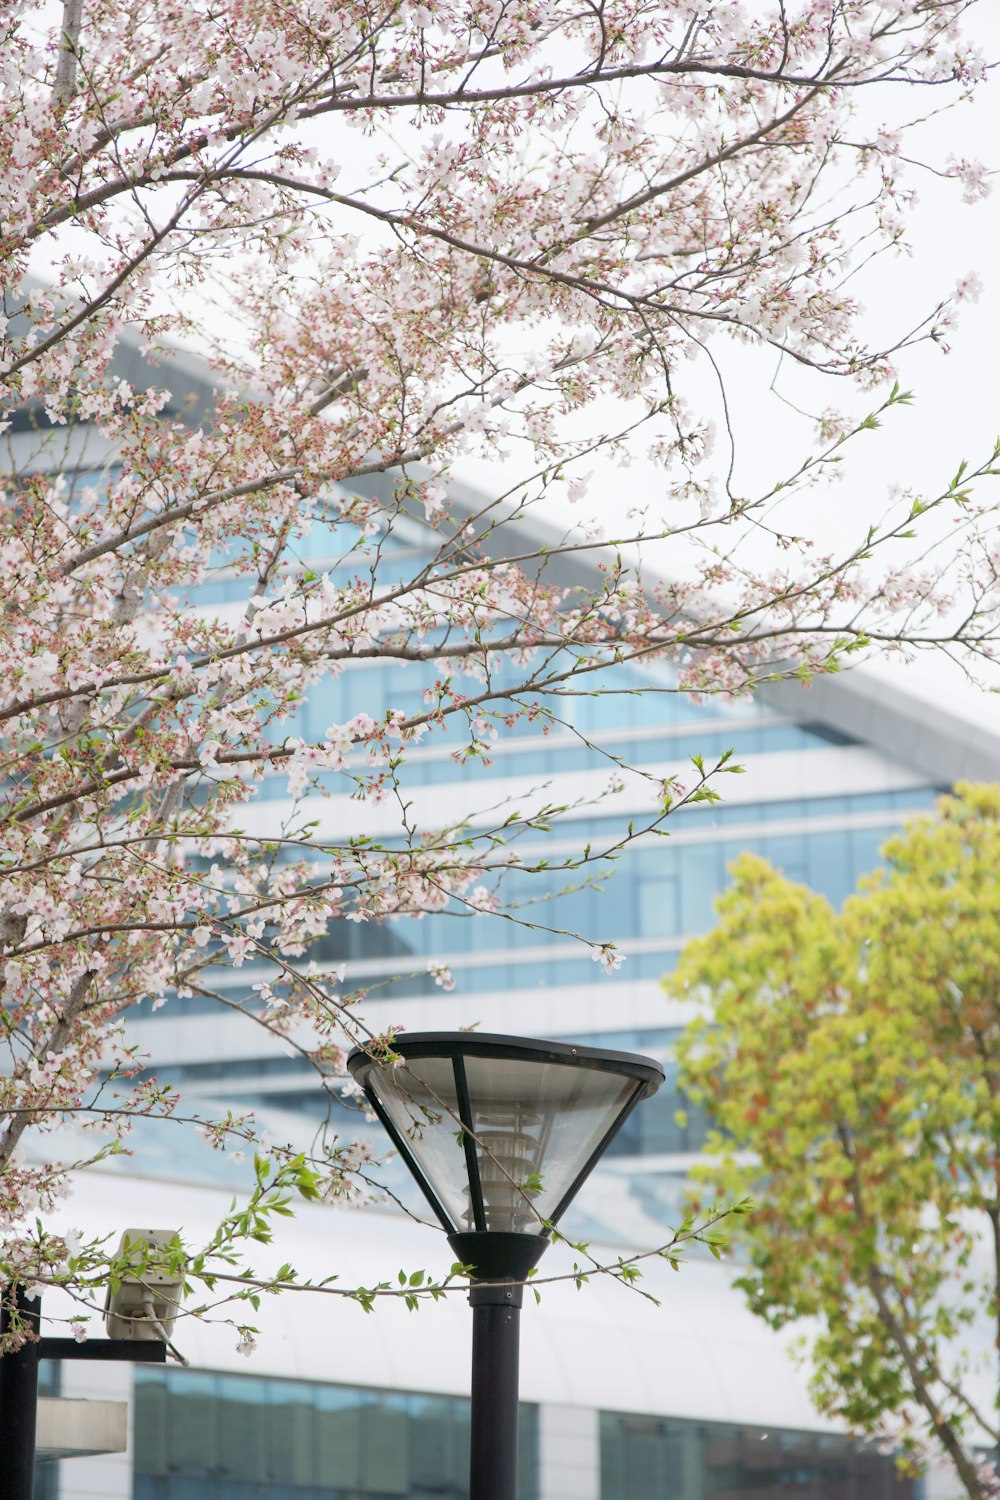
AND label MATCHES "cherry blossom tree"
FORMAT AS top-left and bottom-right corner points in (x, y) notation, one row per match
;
(1, 0), (998, 1341)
